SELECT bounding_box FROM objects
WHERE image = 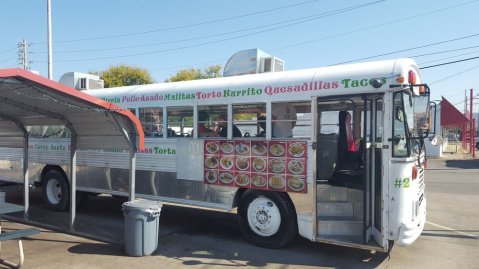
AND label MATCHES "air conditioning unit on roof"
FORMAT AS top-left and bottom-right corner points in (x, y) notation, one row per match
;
(59, 72), (104, 91)
(260, 57), (284, 73)
(223, 49), (285, 77)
